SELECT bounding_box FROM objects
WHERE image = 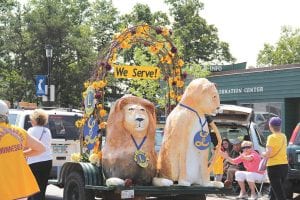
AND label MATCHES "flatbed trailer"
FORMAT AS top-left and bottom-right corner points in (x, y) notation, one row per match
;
(49, 162), (230, 200)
